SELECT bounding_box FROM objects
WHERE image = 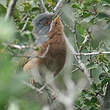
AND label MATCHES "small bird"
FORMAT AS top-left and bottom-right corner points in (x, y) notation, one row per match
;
(23, 12), (67, 84)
